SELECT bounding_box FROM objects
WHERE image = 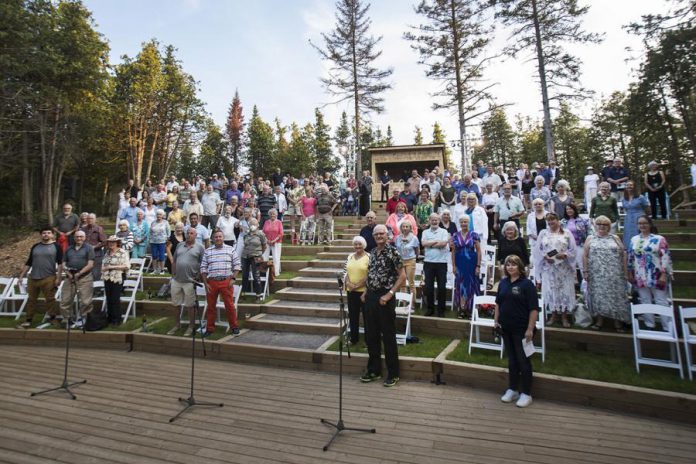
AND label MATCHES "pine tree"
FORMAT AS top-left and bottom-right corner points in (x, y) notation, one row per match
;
(432, 122), (455, 172)
(414, 126), (424, 145)
(312, 0), (393, 178)
(225, 89), (244, 173)
(479, 108), (515, 169)
(386, 125), (394, 146)
(246, 106), (275, 176)
(314, 108), (338, 174)
(405, 0), (496, 172)
(494, 0), (602, 162)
